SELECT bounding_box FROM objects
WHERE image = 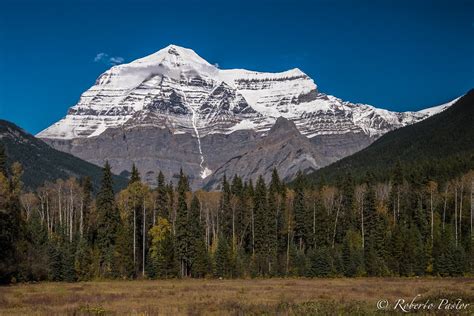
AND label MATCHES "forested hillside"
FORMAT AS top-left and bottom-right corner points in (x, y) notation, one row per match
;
(0, 120), (127, 191)
(308, 89), (474, 185)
